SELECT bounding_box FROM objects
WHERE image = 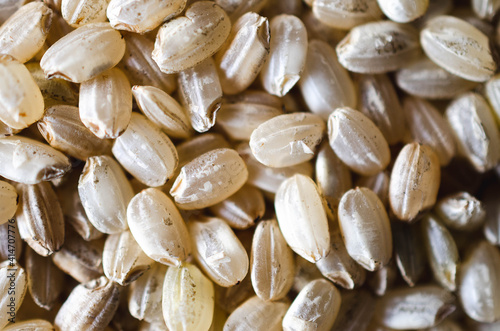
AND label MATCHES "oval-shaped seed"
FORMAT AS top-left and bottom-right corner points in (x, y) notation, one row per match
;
(55, 276), (120, 330)
(377, 0), (428, 23)
(337, 21), (420, 73)
(249, 112), (325, 168)
(217, 91), (283, 141)
(328, 107), (390, 176)
(40, 22), (126, 83)
(0, 2), (52, 63)
(223, 296), (290, 331)
(170, 148), (248, 210)
(283, 279), (341, 331)
(316, 221), (367, 289)
(79, 67), (132, 139)
(392, 222), (425, 287)
(299, 39), (356, 120)
(260, 14), (307, 97)
(275, 174), (330, 263)
(112, 112), (179, 187)
(61, 0), (108, 27)
(435, 192), (485, 231)
(338, 187), (392, 271)
(107, 0), (186, 33)
(163, 263), (214, 331)
(0, 218), (22, 261)
(3, 319), (54, 331)
(445, 92), (500, 172)
(52, 229), (104, 283)
(25, 247), (64, 310)
(0, 181), (18, 225)
(238, 142), (313, 194)
(16, 182), (64, 256)
(79, 155), (134, 234)
(103, 230), (154, 286)
(216, 12), (270, 95)
(119, 33), (176, 94)
(313, 0), (382, 29)
(132, 85), (192, 139)
(421, 214), (460, 291)
(389, 143), (441, 221)
(396, 57), (477, 99)
(177, 133), (231, 168)
(189, 216), (249, 287)
(127, 188), (191, 266)
(0, 136), (71, 185)
(152, 1), (231, 74)
(129, 263), (167, 323)
(0, 262), (27, 329)
(458, 241), (500, 323)
(209, 185), (265, 230)
(250, 219), (294, 301)
(38, 105), (112, 160)
(178, 57), (223, 133)
(403, 96), (456, 166)
(0, 55), (44, 130)
(374, 286), (456, 330)
(358, 74), (406, 145)
(420, 15), (496, 82)
(315, 141), (352, 209)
